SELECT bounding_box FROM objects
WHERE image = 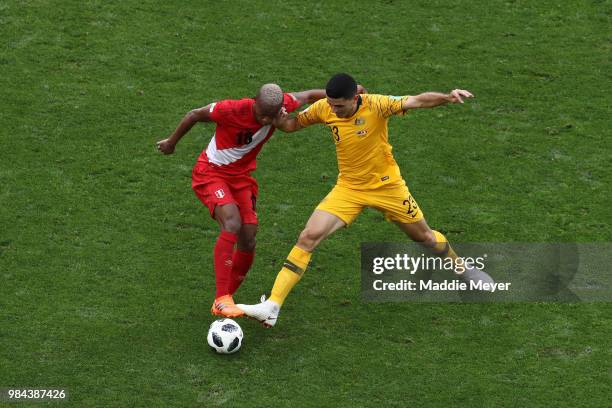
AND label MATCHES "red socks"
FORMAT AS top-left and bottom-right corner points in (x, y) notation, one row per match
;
(229, 249), (255, 295)
(213, 231), (255, 297)
(214, 231), (238, 298)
